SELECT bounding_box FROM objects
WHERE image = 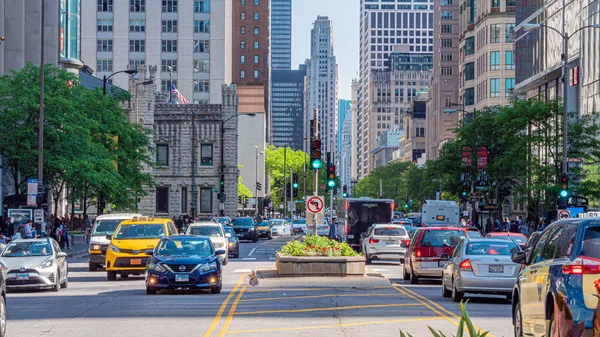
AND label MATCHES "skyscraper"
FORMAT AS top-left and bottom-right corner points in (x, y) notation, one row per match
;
(337, 99), (351, 155)
(306, 16), (338, 156)
(272, 66), (305, 150)
(358, 0), (434, 177)
(271, 0), (292, 70)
